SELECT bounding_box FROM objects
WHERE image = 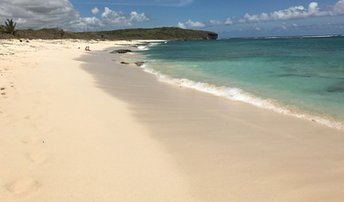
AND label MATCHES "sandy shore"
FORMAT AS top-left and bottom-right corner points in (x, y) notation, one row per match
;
(0, 40), (195, 202)
(82, 44), (344, 202)
(1, 39), (344, 202)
